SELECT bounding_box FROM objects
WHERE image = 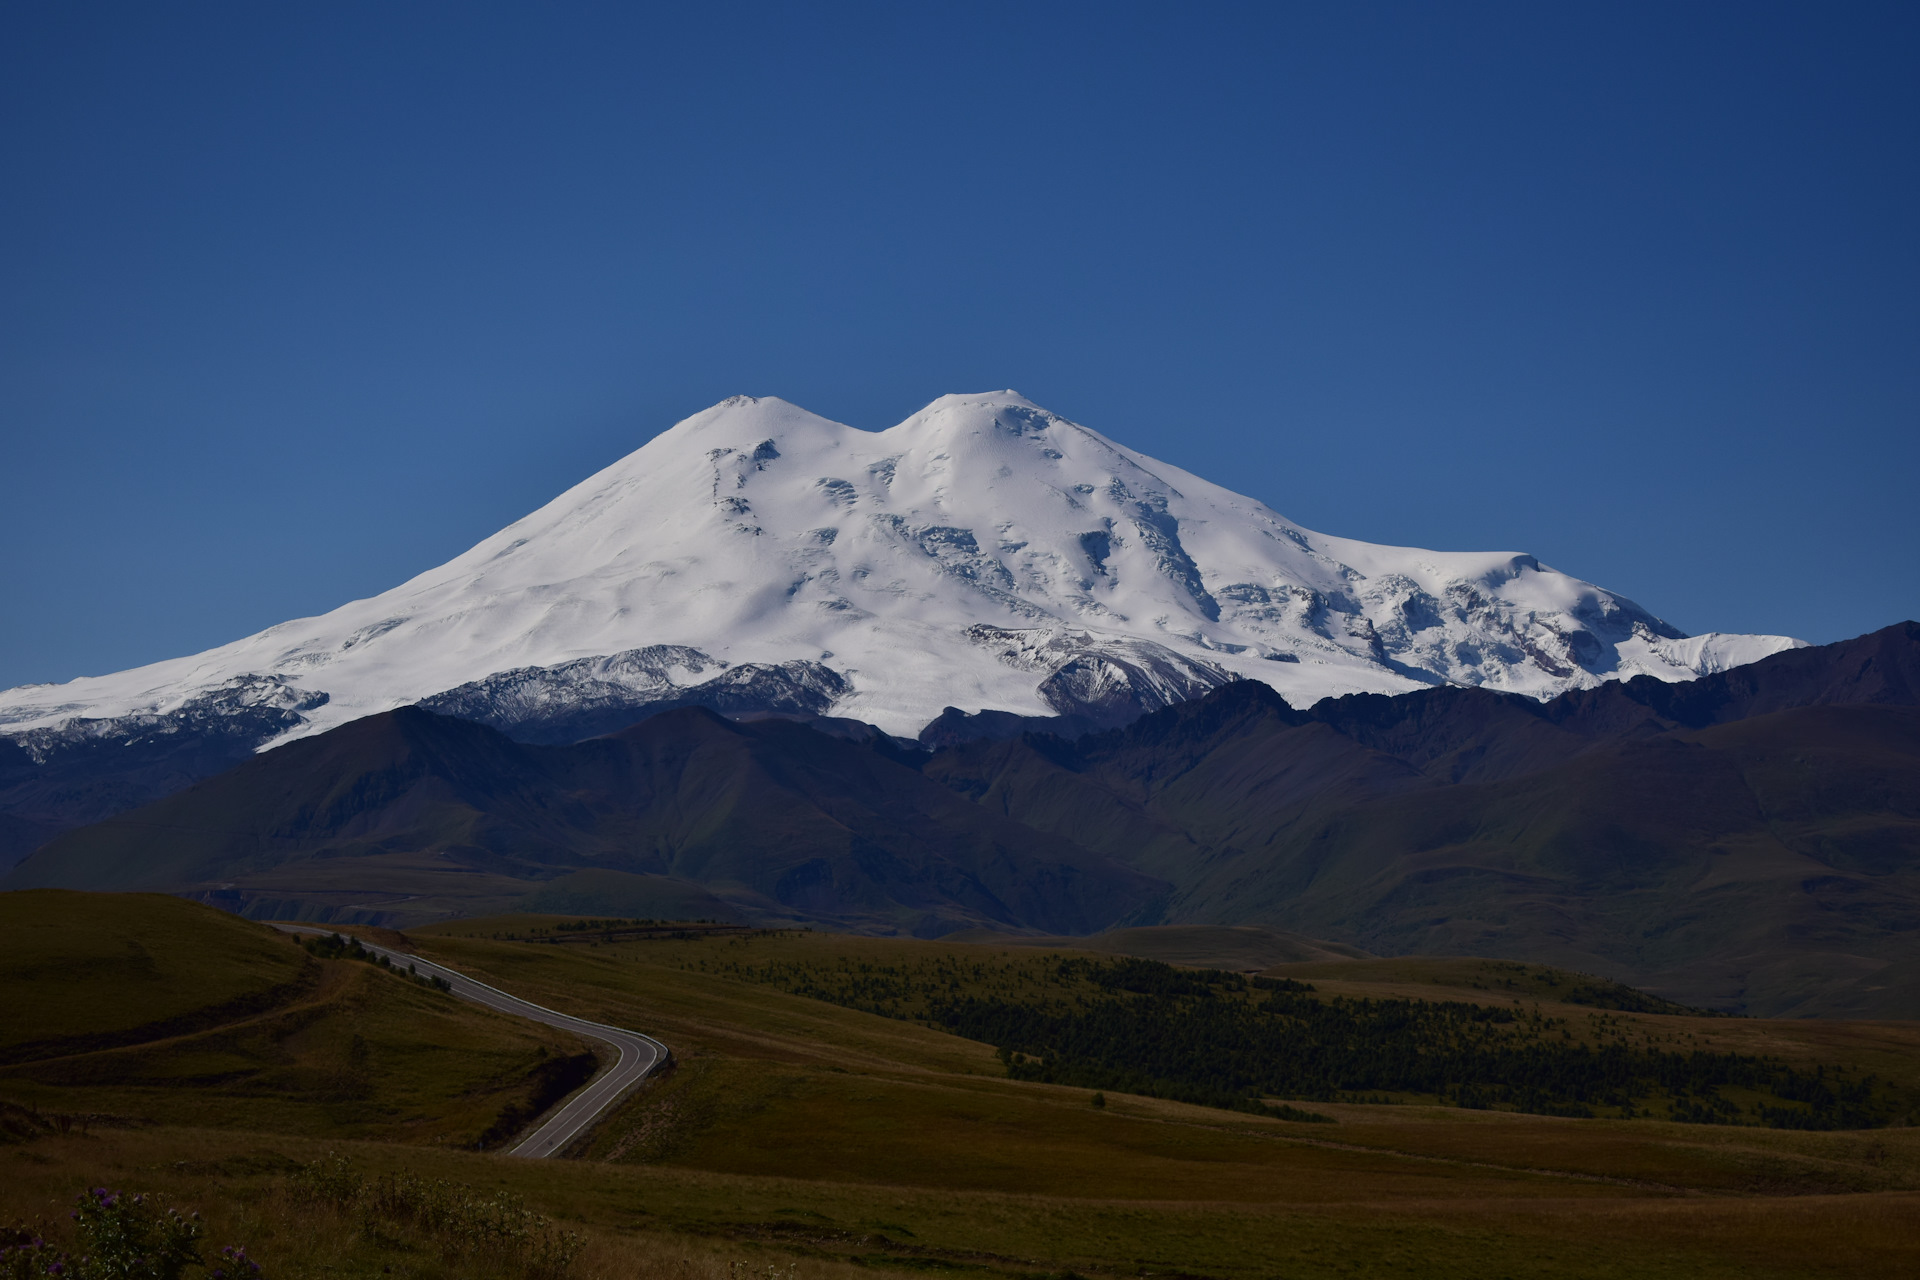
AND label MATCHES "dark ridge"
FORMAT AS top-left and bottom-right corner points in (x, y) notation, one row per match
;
(6, 704), (1165, 939)
(9, 622), (1916, 1015)
(916, 622), (1920, 1017)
